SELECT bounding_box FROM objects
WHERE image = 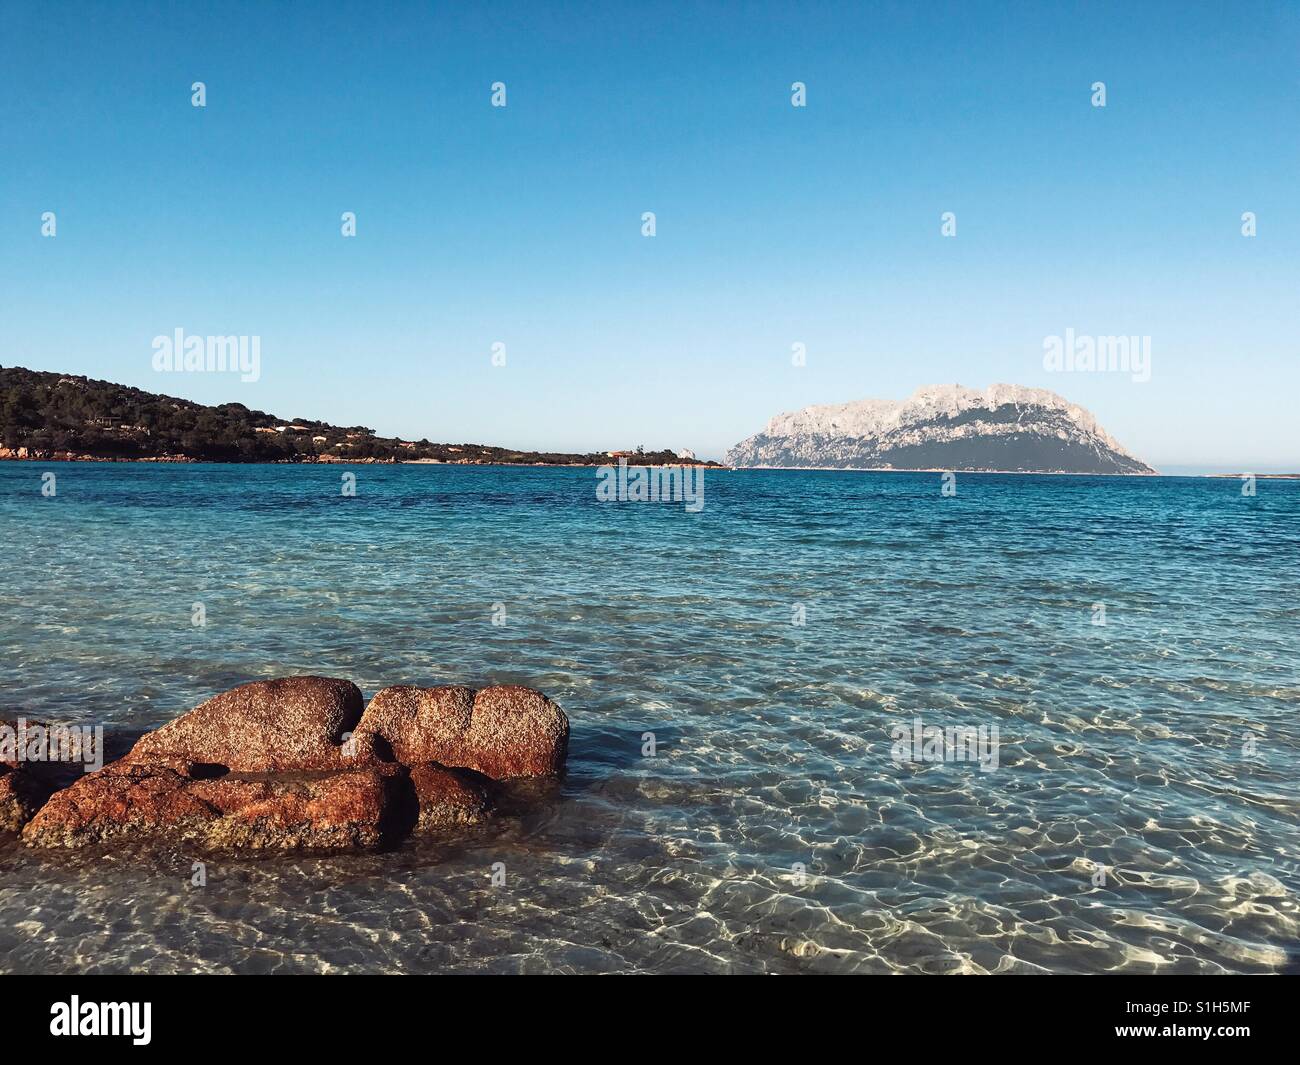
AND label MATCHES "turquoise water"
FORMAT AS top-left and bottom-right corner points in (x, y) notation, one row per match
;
(1, 462), (1297, 973)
